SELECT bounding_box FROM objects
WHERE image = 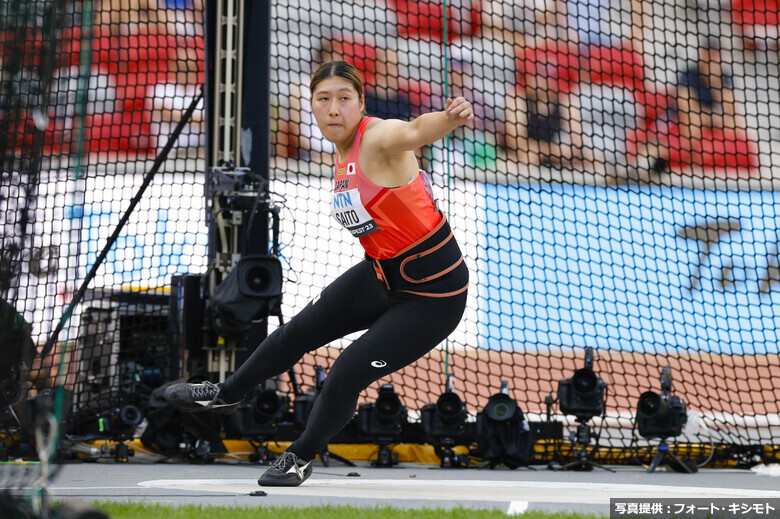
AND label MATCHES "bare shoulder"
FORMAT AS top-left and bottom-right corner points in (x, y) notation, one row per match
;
(362, 118), (408, 153)
(358, 118), (418, 186)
